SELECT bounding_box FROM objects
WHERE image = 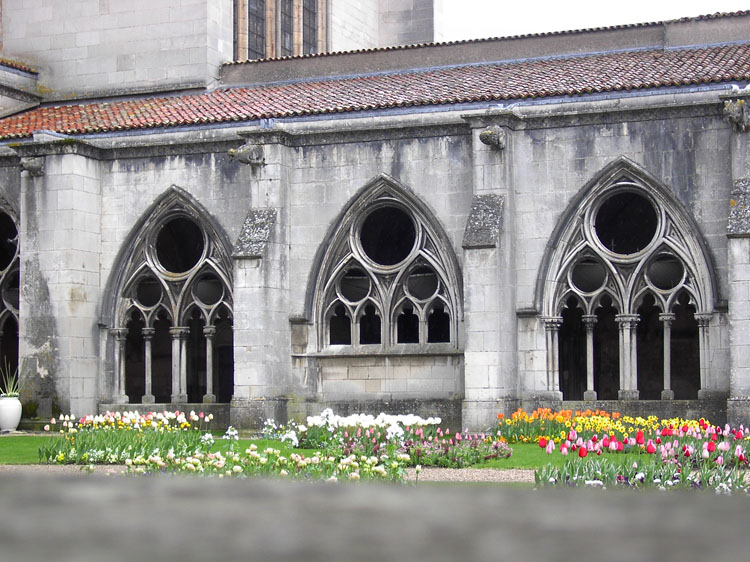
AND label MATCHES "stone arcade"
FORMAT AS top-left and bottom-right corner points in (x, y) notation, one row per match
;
(0, 2), (749, 429)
